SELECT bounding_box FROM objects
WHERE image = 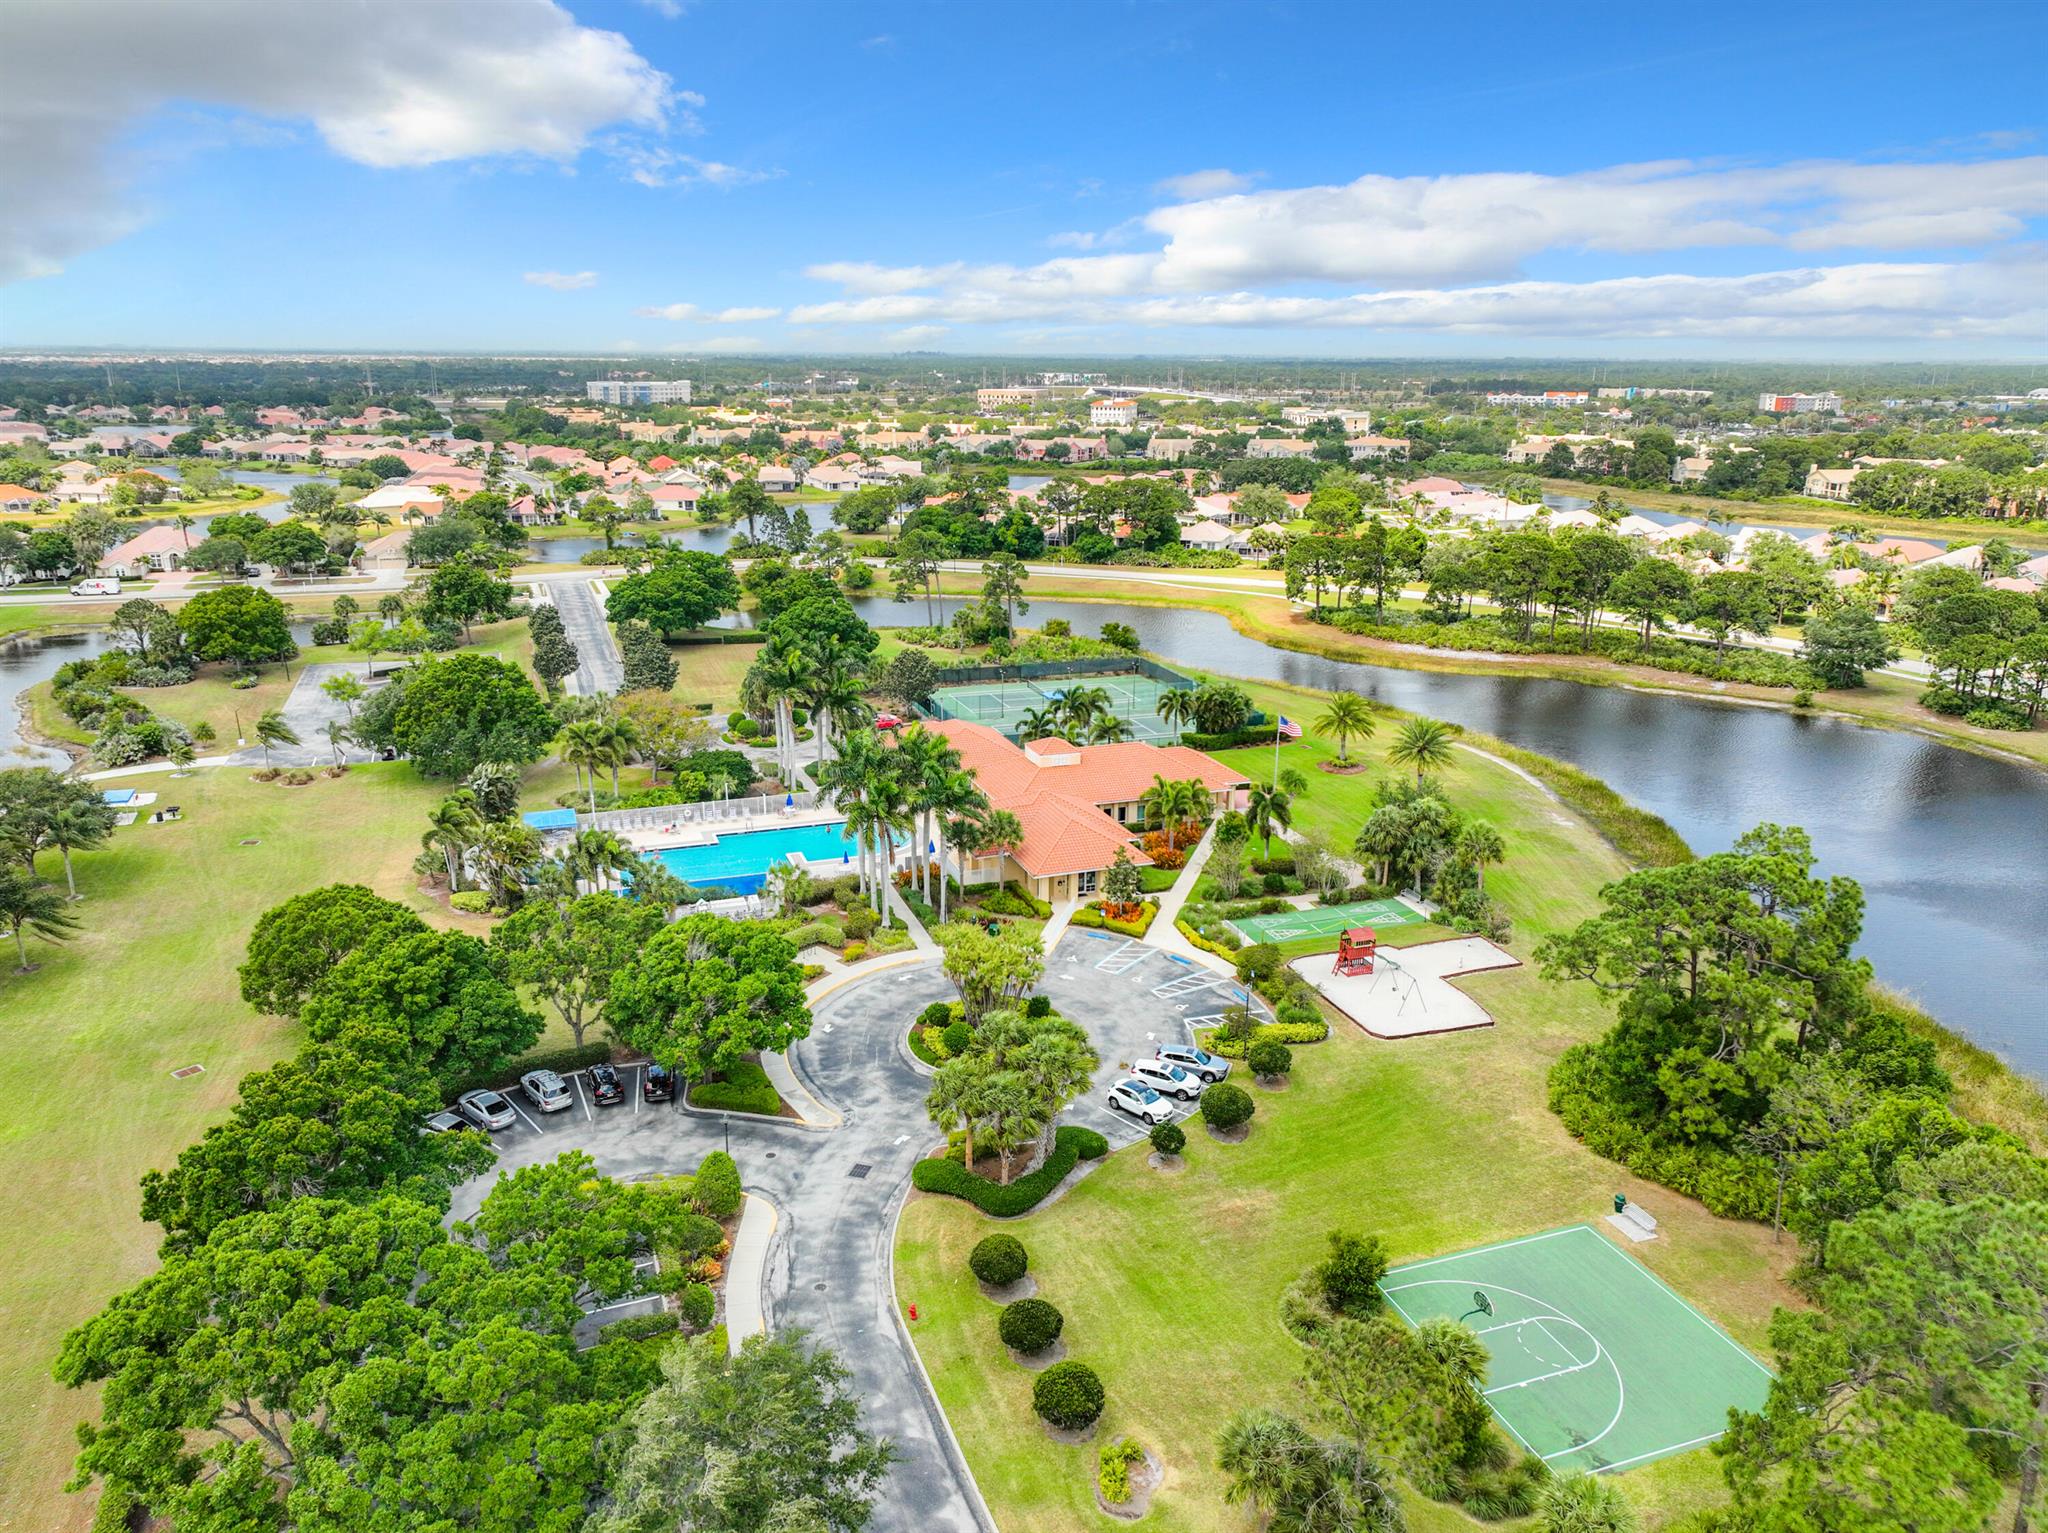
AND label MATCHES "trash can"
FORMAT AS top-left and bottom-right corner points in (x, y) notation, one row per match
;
(1614, 1193), (1628, 1214)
